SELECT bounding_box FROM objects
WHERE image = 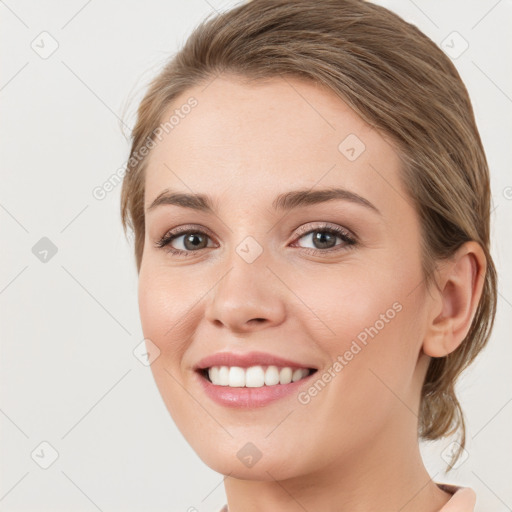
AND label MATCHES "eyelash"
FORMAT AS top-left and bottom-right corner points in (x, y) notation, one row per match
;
(154, 223), (357, 258)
